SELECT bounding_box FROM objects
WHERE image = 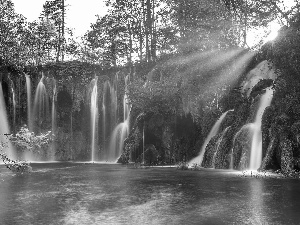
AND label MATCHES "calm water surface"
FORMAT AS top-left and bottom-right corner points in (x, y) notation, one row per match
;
(0, 163), (300, 225)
